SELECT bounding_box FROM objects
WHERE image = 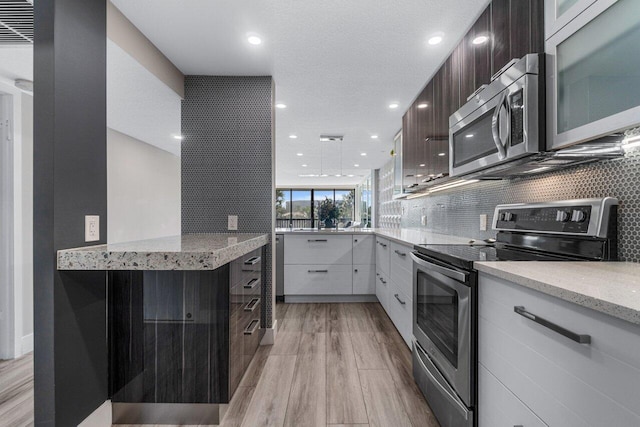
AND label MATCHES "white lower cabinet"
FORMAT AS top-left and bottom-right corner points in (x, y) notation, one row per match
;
(387, 281), (412, 347)
(353, 264), (376, 294)
(479, 272), (640, 427)
(284, 265), (352, 295)
(478, 363), (546, 427)
(375, 267), (389, 311)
